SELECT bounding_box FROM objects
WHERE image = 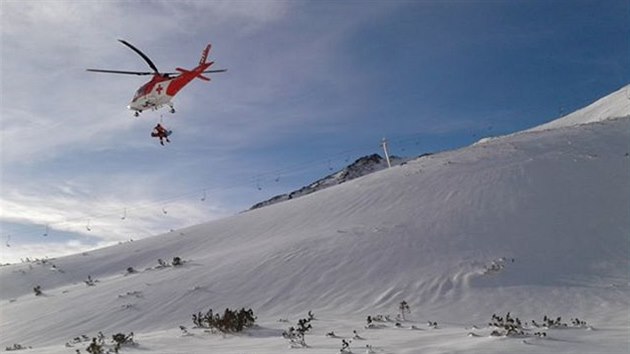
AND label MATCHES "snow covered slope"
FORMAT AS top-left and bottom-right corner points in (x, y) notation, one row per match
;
(529, 84), (630, 131)
(1, 87), (629, 353)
